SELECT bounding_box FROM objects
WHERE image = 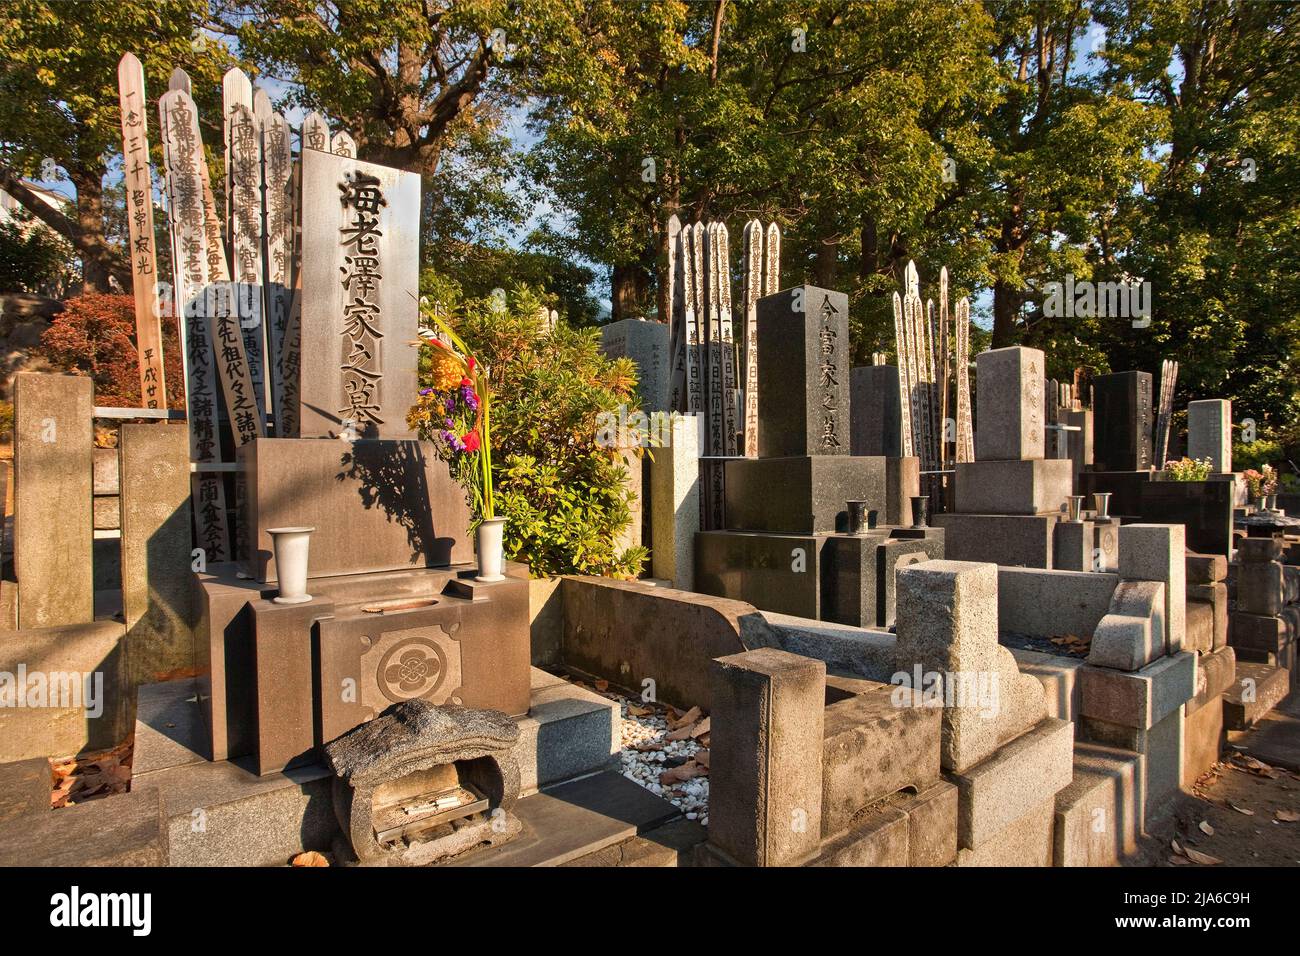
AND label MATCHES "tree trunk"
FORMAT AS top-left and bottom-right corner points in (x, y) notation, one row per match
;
(992, 278), (1020, 348)
(69, 167), (110, 293)
(611, 263), (645, 322)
